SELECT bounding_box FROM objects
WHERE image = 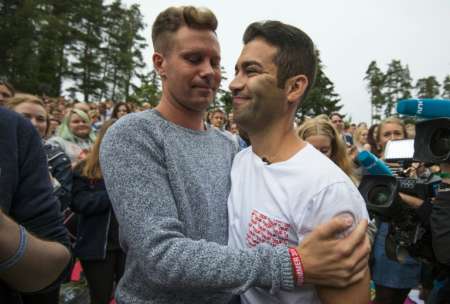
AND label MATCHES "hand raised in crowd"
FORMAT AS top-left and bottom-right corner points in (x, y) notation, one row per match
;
(296, 216), (370, 288)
